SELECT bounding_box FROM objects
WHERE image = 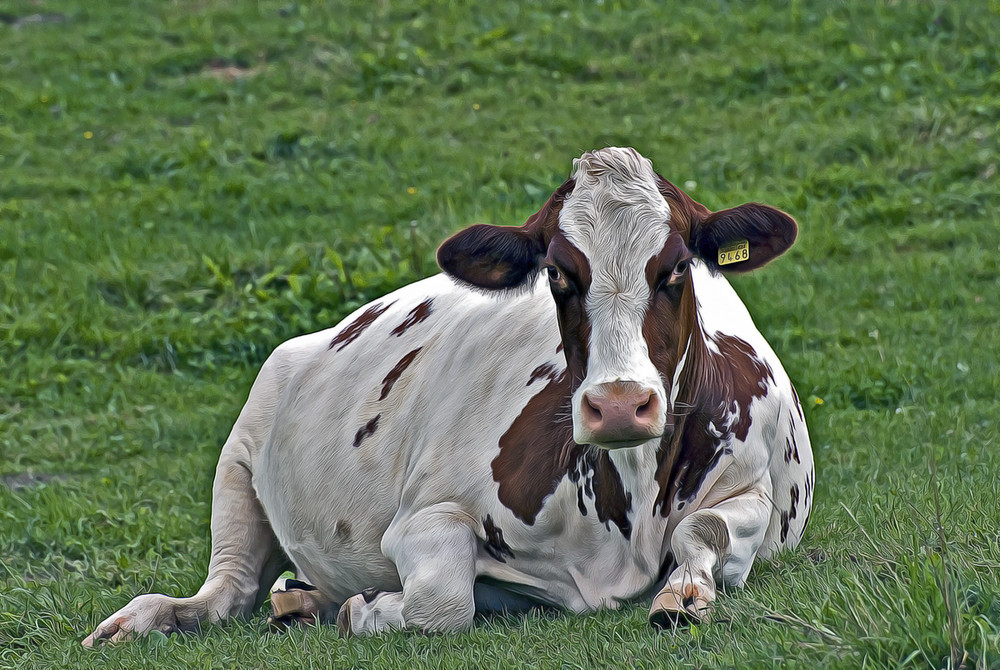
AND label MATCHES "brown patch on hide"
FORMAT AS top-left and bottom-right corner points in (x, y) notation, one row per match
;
(713, 334), (774, 442)
(544, 232), (593, 385)
(527, 363), (559, 386)
(482, 515), (515, 563)
(791, 385), (804, 421)
(546, 232), (593, 290)
(647, 178), (795, 510)
(569, 449), (633, 540)
(493, 371), (575, 526)
(783, 412), (802, 464)
(644, 264), (699, 517)
(492, 371), (632, 537)
(642, 233), (696, 388)
(353, 415), (380, 448)
(330, 302), (394, 351)
(780, 483), (802, 544)
(657, 411), (730, 510)
(390, 298), (434, 336)
(801, 470), (814, 532)
(654, 330), (777, 514)
(380, 347), (422, 400)
(655, 176), (713, 244)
